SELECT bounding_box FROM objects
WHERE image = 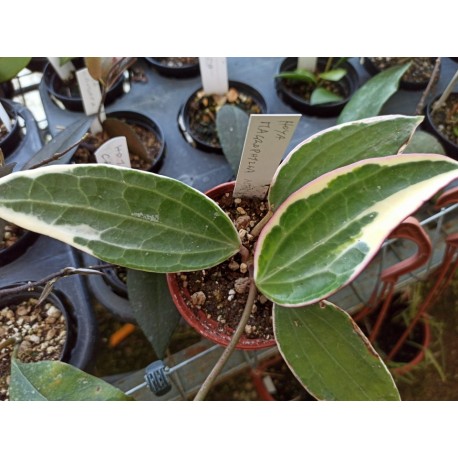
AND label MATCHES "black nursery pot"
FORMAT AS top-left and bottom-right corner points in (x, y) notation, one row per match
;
(0, 225), (39, 267)
(107, 110), (166, 173)
(275, 57), (359, 117)
(145, 57), (200, 78)
(42, 61), (126, 112)
(180, 80), (267, 153)
(423, 93), (458, 160)
(0, 98), (23, 157)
